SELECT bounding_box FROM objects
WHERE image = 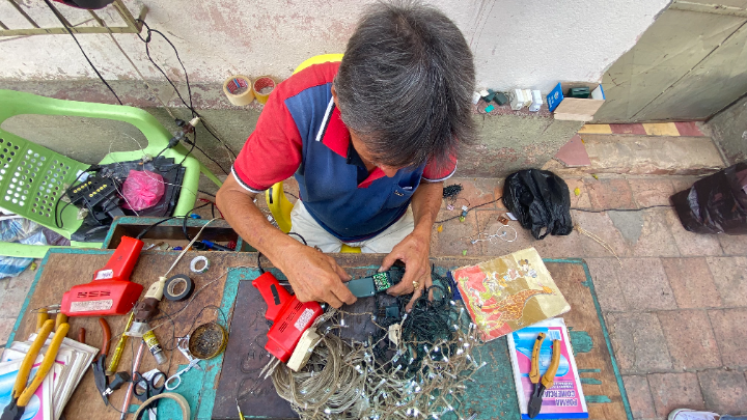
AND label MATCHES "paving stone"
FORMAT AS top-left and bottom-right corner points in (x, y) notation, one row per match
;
(473, 210), (533, 257)
(431, 208), (478, 257)
(648, 373), (705, 417)
(5, 274), (33, 296)
(0, 317), (14, 345)
(610, 123), (647, 135)
(623, 375), (658, 420)
(554, 134), (591, 167)
(585, 258), (628, 312)
(471, 210), (583, 259)
(606, 312), (672, 373)
(697, 369), (747, 415)
(432, 212), (478, 256)
(630, 210), (680, 257)
(0, 285), (29, 320)
(587, 178), (637, 211)
(446, 177), (502, 210)
(718, 234), (747, 256)
(526, 229), (585, 259)
(582, 135), (723, 175)
(661, 257), (722, 308)
(657, 310), (721, 370)
(708, 309), (747, 367)
(492, 178), (507, 210)
(616, 258), (677, 311)
(664, 209), (722, 257)
(629, 178), (675, 207)
(705, 257), (747, 307)
(573, 210), (634, 258)
(669, 176), (701, 193)
(565, 176), (592, 210)
(608, 210), (644, 244)
(674, 121), (704, 137)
